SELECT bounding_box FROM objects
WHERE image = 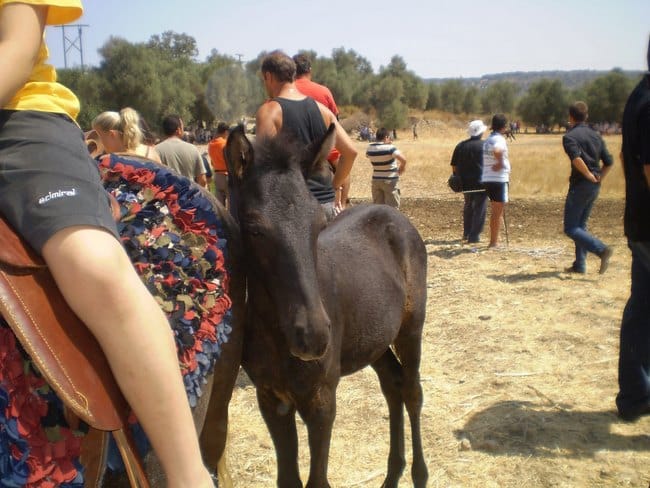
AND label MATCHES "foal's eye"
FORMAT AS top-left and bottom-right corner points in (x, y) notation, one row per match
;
(242, 222), (264, 238)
